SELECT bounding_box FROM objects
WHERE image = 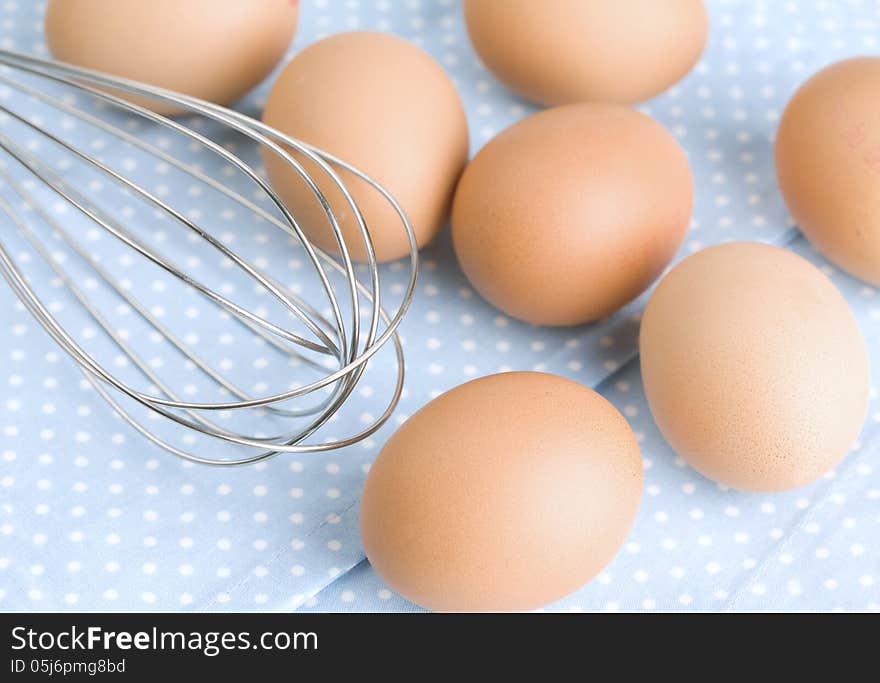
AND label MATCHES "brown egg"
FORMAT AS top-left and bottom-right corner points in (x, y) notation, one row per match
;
(640, 242), (869, 492)
(44, 0), (298, 116)
(776, 57), (880, 285)
(360, 371), (642, 612)
(261, 31), (469, 263)
(463, 0), (708, 106)
(452, 103), (693, 326)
